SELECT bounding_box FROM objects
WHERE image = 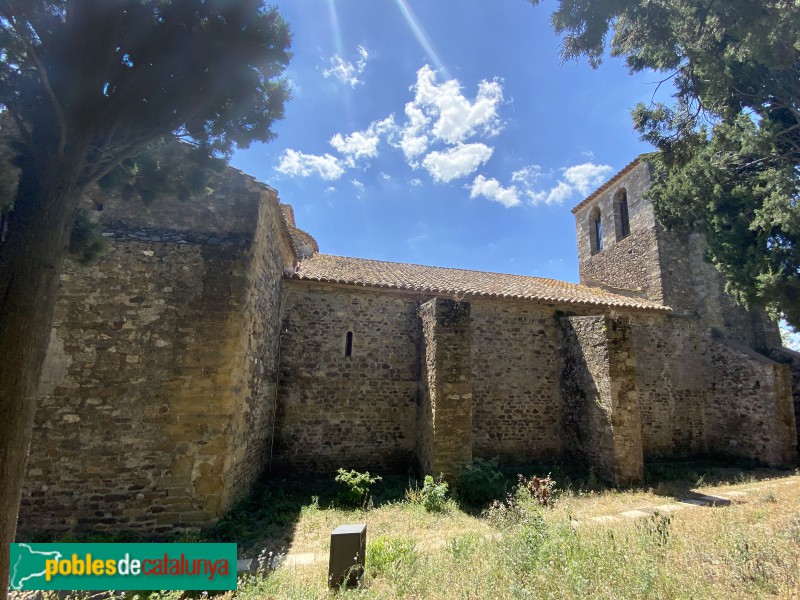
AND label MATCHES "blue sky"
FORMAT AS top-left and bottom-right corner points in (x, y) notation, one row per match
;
(232, 0), (666, 284)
